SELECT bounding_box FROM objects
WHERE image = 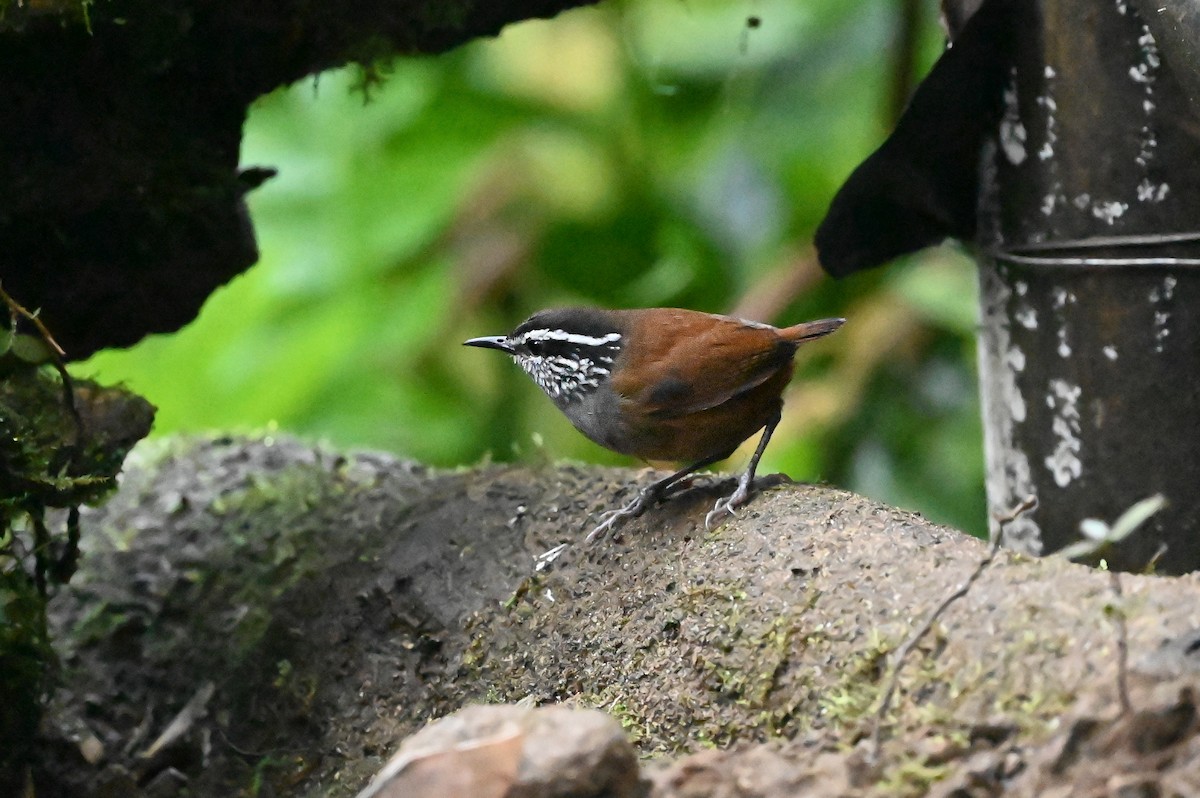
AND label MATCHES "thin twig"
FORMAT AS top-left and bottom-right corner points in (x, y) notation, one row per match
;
(51, 356), (85, 452)
(0, 282), (67, 357)
(138, 681), (216, 762)
(993, 496), (1040, 528)
(1109, 569), (1132, 715)
(869, 496), (1037, 761)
